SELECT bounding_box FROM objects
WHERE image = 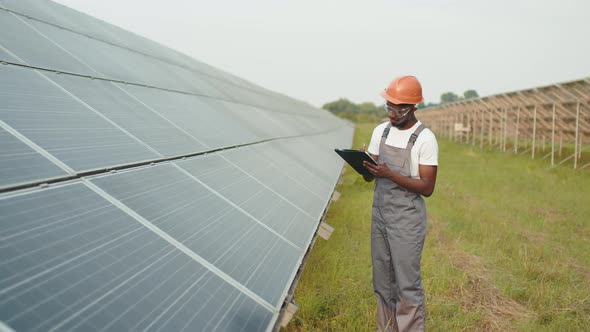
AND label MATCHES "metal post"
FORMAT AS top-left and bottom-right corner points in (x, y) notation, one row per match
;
(514, 107), (520, 153)
(495, 109), (499, 146)
(469, 111), (476, 146)
(453, 113), (457, 142)
(499, 108), (503, 149)
(532, 106), (537, 159)
(503, 108), (508, 152)
(448, 117), (452, 140)
(489, 109), (493, 146)
(467, 111), (471, 145)
(464, 112), (467, 144)
(578, 133), (584, 159)
(551, 103), (556, 166)
(480, 109), (484, 149)
(459, 113), (463, 143)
